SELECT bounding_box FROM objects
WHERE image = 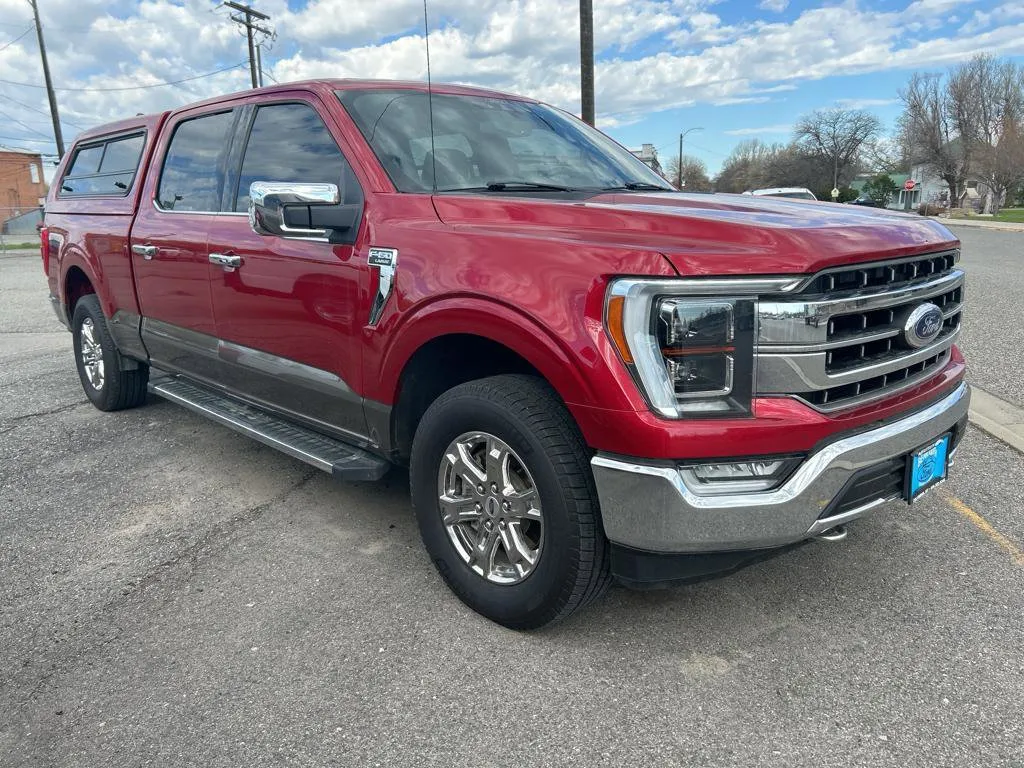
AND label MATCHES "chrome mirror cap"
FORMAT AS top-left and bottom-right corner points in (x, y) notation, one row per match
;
(248, 181), (340, 239)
